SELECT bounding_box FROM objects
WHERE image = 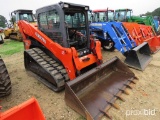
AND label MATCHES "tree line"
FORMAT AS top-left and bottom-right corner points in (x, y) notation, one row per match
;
(144, 7), (160, 17)
(0, 15), (7, 28)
